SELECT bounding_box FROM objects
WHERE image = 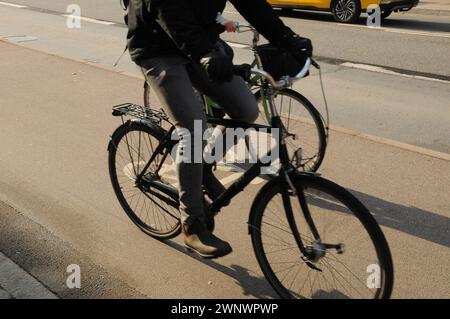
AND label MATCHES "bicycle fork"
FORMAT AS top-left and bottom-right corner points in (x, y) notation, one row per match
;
(280, 173), (346, 271)
(275, 104), (343, 269)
